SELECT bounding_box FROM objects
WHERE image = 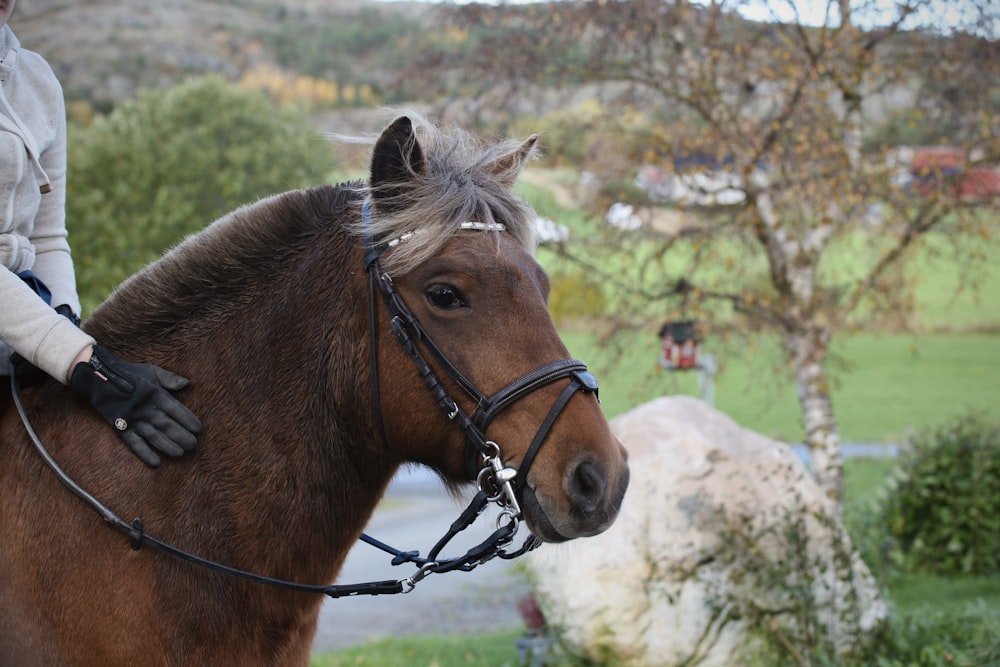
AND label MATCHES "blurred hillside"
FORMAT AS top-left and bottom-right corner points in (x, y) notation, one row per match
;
(15, 2), (981, 123)
(10, 1), (992, 157)
(9, 0), (433, 112)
